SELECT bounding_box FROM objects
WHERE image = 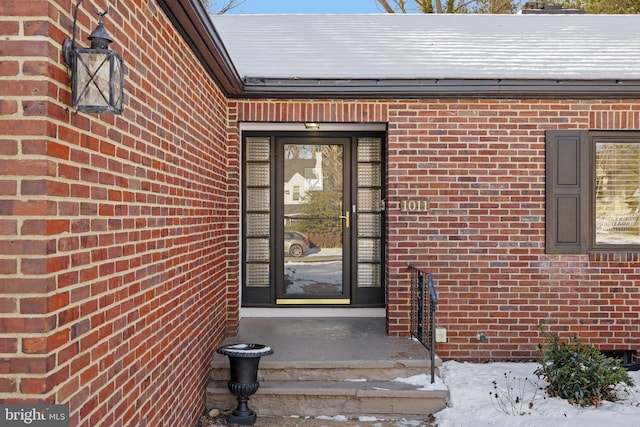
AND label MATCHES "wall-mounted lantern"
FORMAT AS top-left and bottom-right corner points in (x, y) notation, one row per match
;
(63, 0), (124, 114)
